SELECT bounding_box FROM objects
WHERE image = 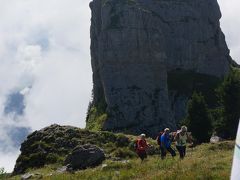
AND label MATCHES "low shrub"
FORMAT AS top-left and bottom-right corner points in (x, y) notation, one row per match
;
(111, 147), (136, 158)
